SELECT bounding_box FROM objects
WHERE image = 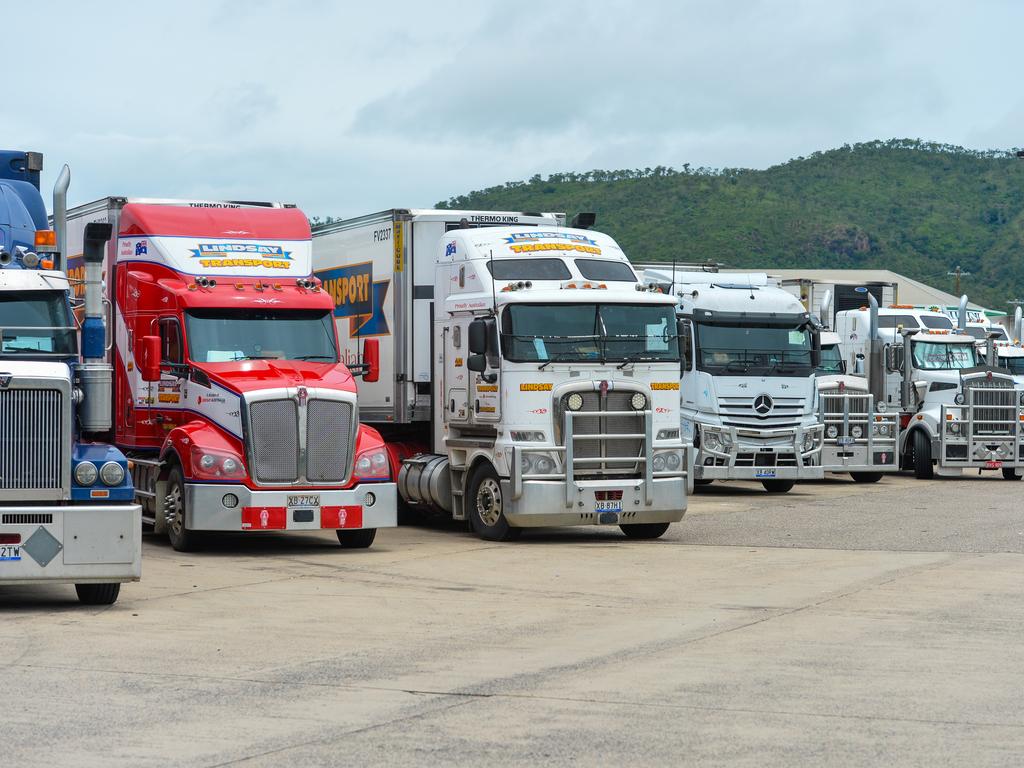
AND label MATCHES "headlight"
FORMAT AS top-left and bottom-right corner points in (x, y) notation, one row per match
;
(802, 431), (815, 451)
(99, 461), (125, 487)
(657, 428), (680, 440)
(664, 452), (682, 470)
(354, 447), (390, 480)
(1019, 392), (1024, 406)
(630, 392), (648, 411)
(826, 425), (839, 439)
(876, 401), (887, 413)
(520, 454), (534, 474)
(652, 453), (667, 471)
(850, 425), (863, 439)
(190, 446), (246, 480)
(954, 393), (965, 405)
(535, 455), (555, 474)
(199, 454), (216, 470)
(702, 431), (722, 453)
(566, 393), (584, 411)
(74, 461), (98, 486)
(947, 421), (961, 435)
(872, 423), (890, 437)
